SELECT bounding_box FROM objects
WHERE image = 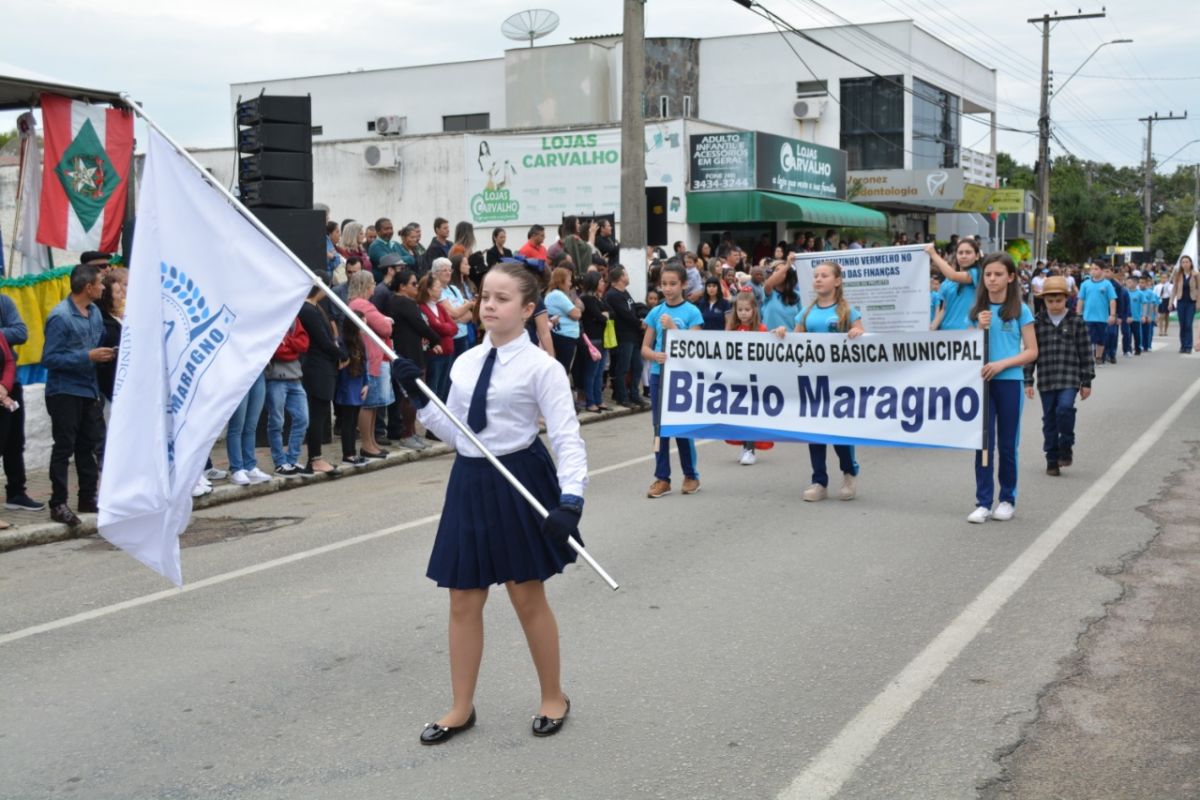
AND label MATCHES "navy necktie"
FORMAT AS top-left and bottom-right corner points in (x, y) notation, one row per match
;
(468, 347), (498, 433)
